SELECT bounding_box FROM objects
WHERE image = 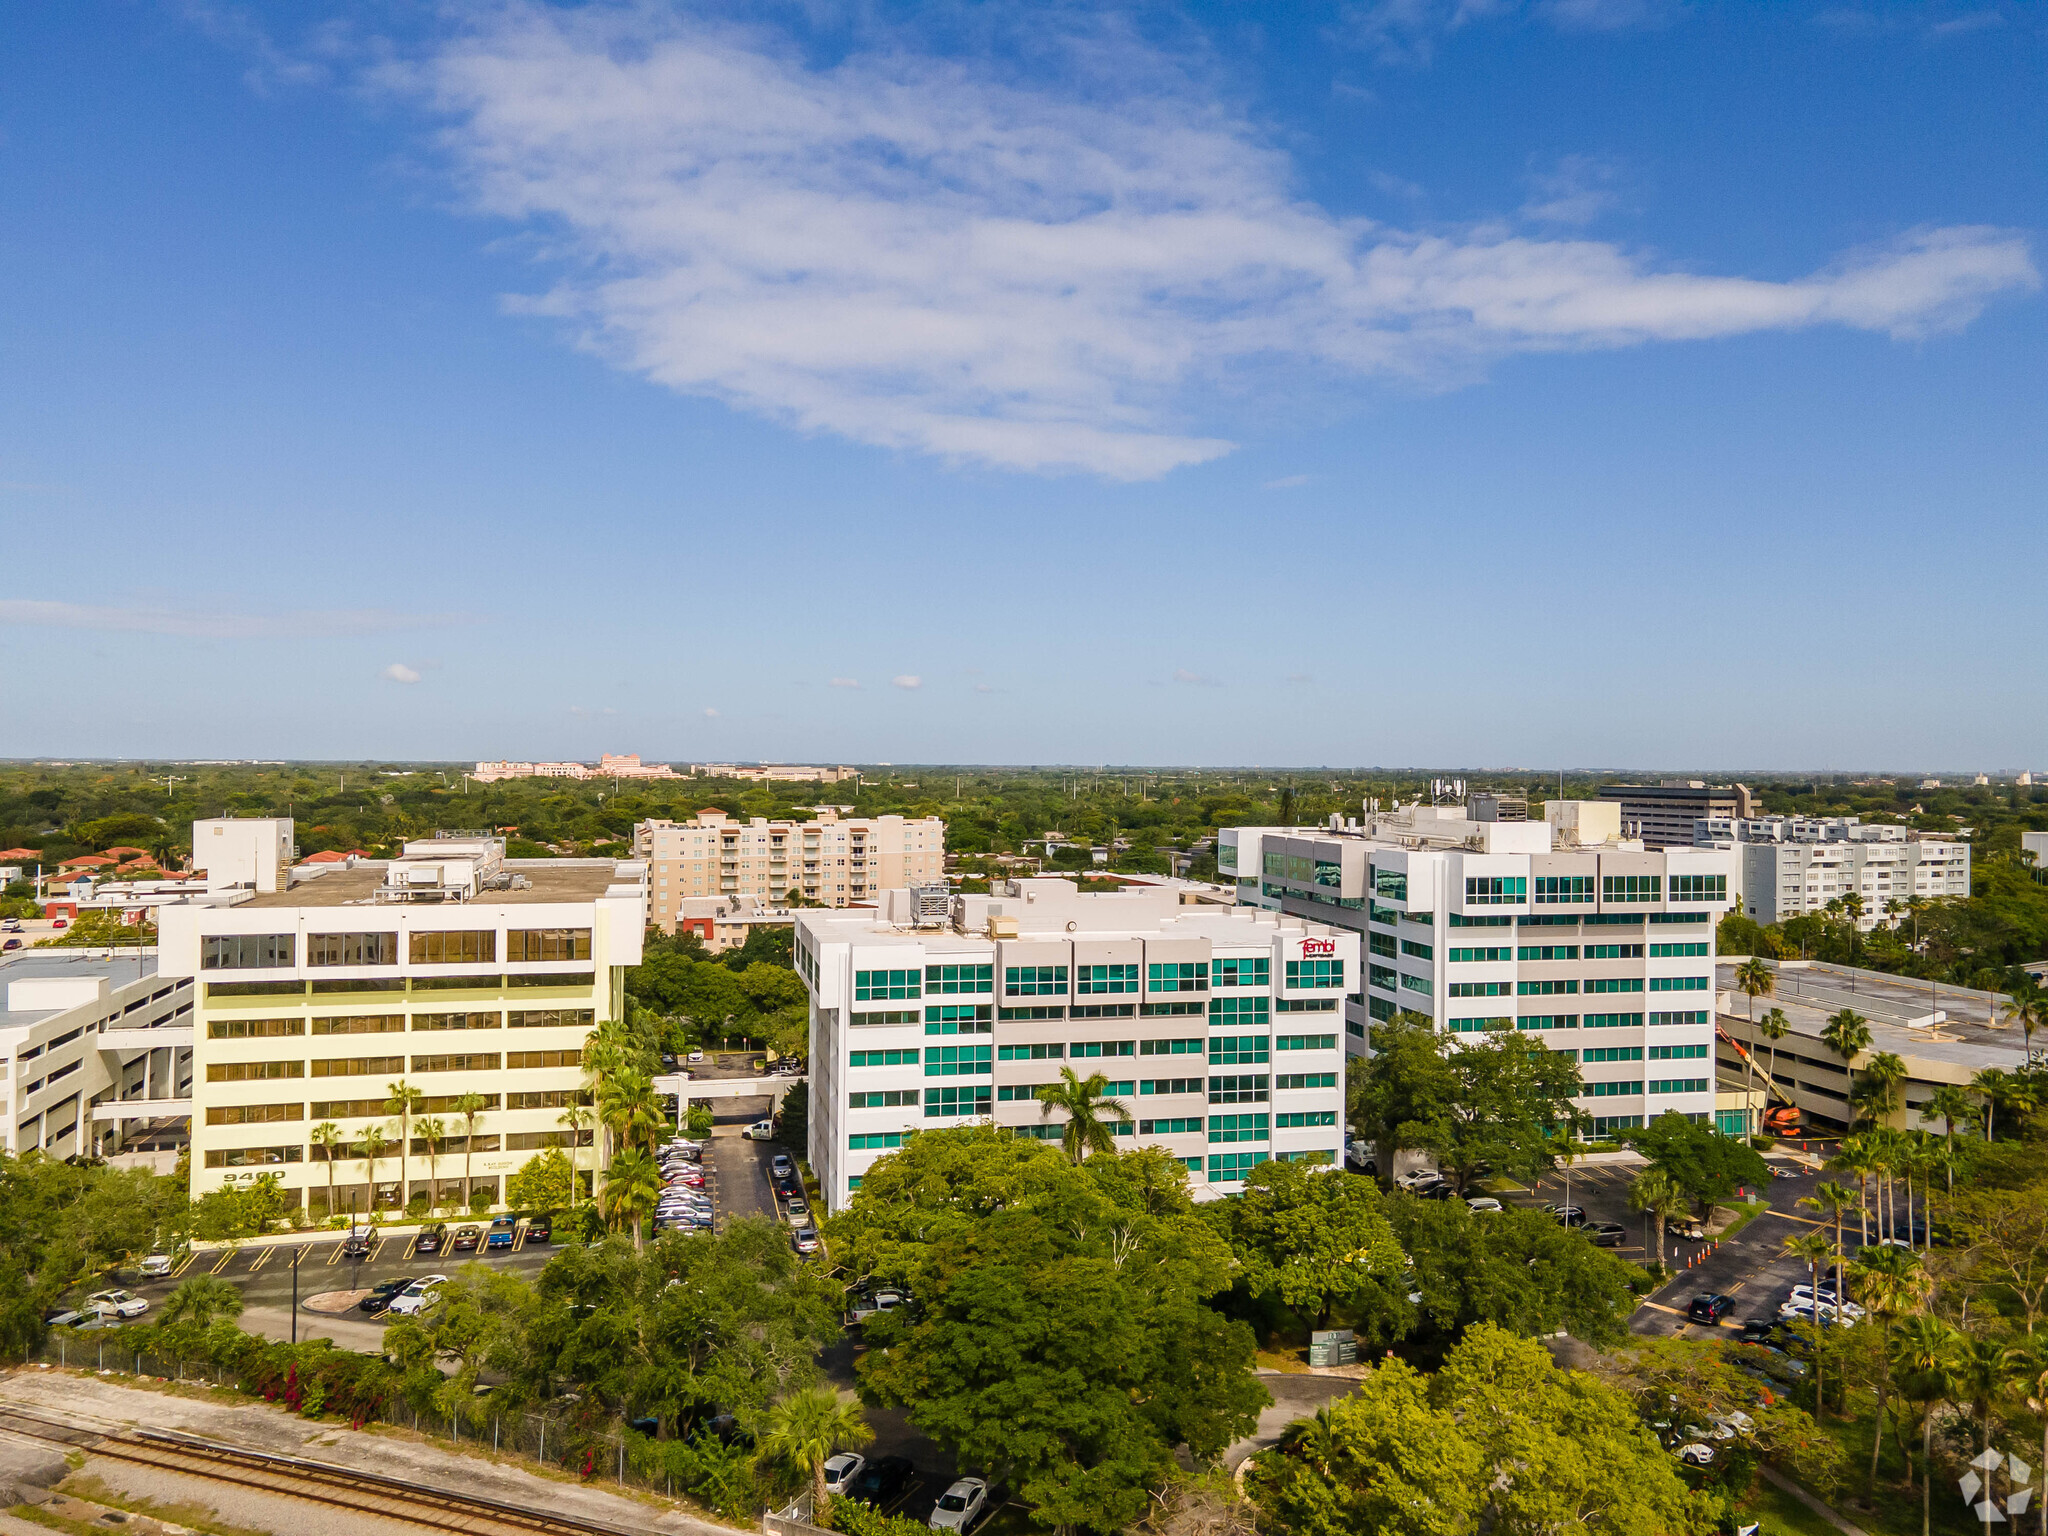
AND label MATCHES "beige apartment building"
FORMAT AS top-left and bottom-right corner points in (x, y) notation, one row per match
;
(635, 809), (945, 925)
